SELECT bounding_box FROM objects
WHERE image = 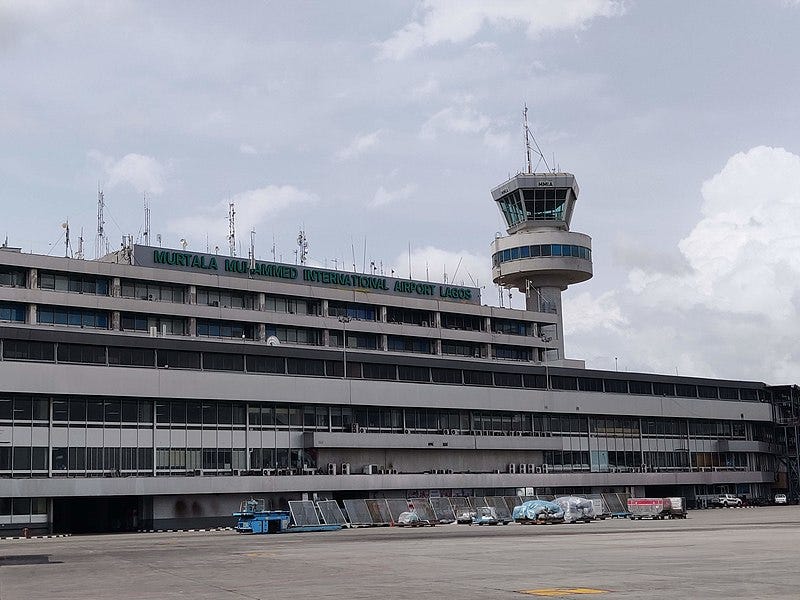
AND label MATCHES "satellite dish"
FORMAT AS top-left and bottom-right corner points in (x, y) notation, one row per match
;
(266, 336), (280, 346)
